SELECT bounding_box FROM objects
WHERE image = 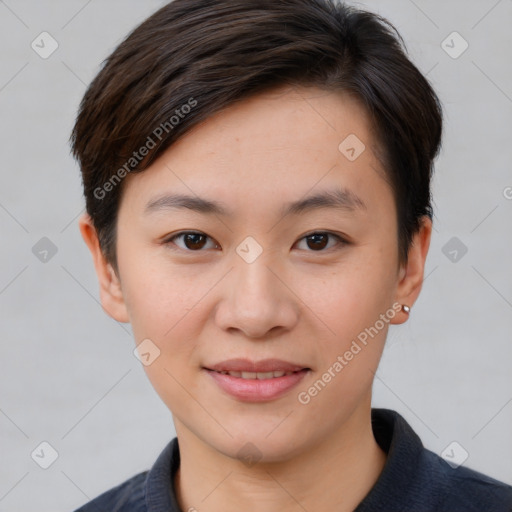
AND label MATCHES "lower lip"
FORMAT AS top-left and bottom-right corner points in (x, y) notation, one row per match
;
(204, 369), (309, 402)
